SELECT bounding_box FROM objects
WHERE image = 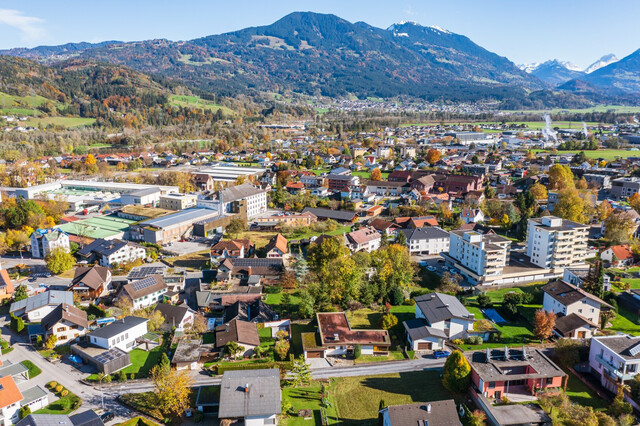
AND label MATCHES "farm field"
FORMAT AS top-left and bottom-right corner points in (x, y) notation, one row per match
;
(533, 149), (640, 160)
(27, 116), (96, 128)
(169, 94), (234, 115)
